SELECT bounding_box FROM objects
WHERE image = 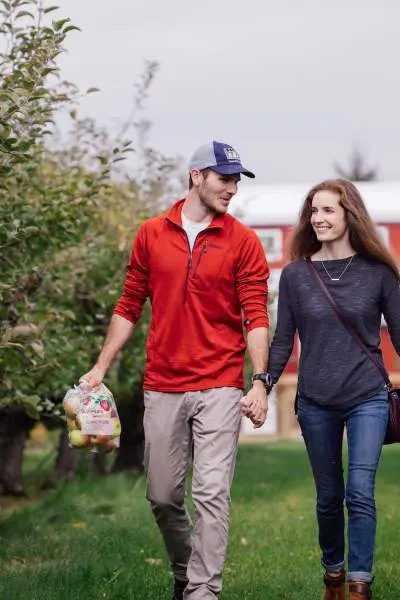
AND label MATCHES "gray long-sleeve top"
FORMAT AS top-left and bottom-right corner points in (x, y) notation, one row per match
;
(267, 255), (400, 408)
